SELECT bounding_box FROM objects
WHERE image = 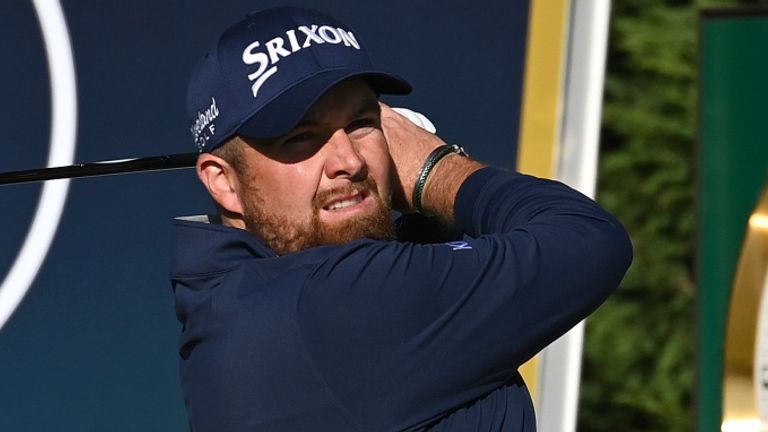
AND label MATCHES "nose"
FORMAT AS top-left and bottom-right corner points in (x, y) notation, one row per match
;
(323, 129), (366, 180)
